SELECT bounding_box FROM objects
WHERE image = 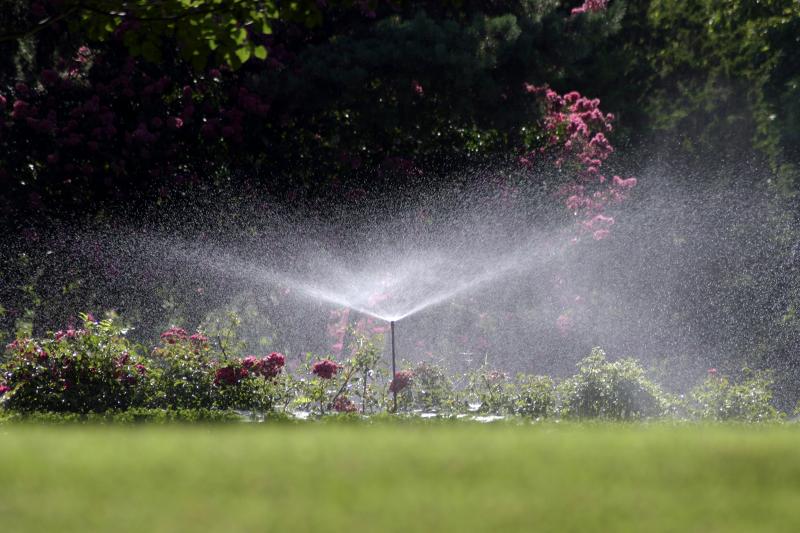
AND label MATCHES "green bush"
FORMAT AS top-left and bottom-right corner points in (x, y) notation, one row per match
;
(515, 374), (555, 418)
(398, 361), (454, 413)
(558, 348), (670, 420)
(148, 329), (216, 410)
(690, 369), (781, 422)
(464, 369), (554, 417)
